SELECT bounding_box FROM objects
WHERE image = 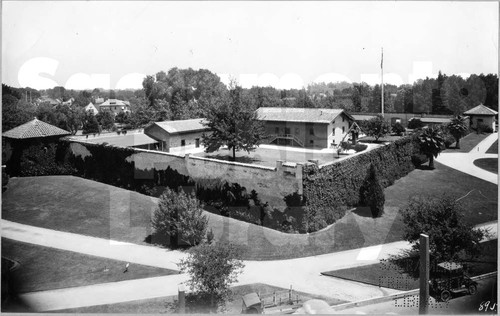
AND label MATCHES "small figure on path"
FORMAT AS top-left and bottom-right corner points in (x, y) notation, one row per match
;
(124, 262), (129, 273)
